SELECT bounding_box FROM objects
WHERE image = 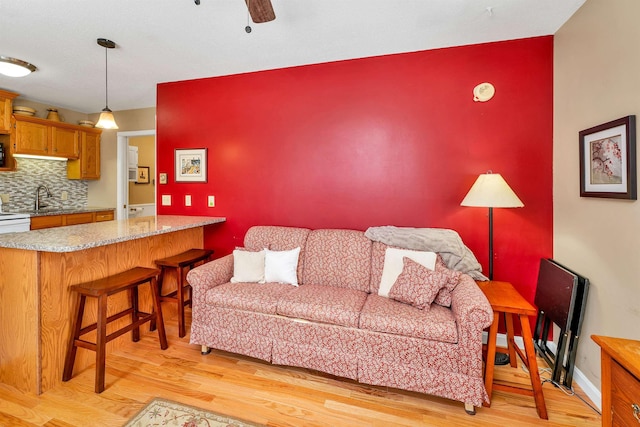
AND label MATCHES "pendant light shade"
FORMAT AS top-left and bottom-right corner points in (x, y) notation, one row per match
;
(95, 108), (118, 129)
(95, 38), (118, 130)
(0, 56), (37, 77)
